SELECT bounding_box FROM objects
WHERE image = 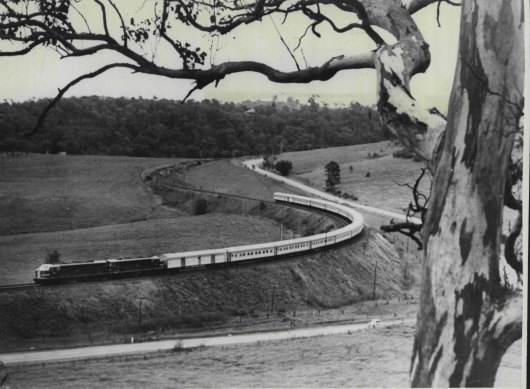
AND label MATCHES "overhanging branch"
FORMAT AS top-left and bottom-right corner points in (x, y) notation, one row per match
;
(25, 62), (139, 136)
